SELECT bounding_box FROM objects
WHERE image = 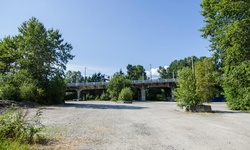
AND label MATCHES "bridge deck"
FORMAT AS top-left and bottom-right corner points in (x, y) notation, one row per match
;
(67, 78), (176, 87)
